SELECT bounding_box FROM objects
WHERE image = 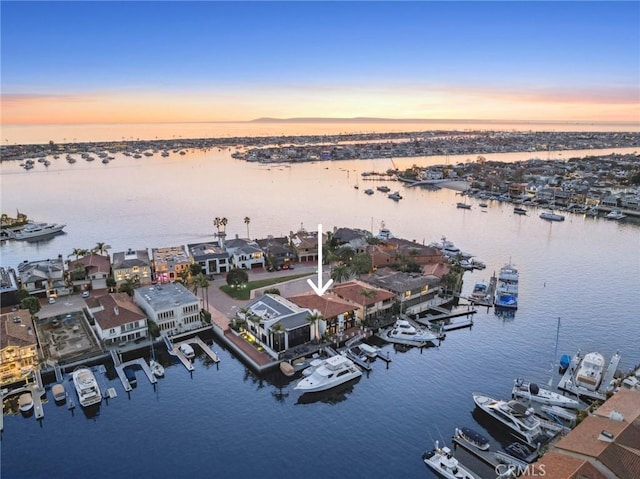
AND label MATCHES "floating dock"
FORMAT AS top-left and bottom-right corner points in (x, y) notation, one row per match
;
(115, 358), (158, 391)
(557, 351), (620, 402)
